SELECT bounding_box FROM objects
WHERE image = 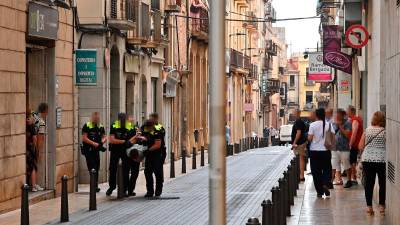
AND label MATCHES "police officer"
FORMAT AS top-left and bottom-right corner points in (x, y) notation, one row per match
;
(149, 113), (166, 163)
(141, 120), (163, 197)
(106, 113), (137, 197)
(82, 112), (106, 192)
